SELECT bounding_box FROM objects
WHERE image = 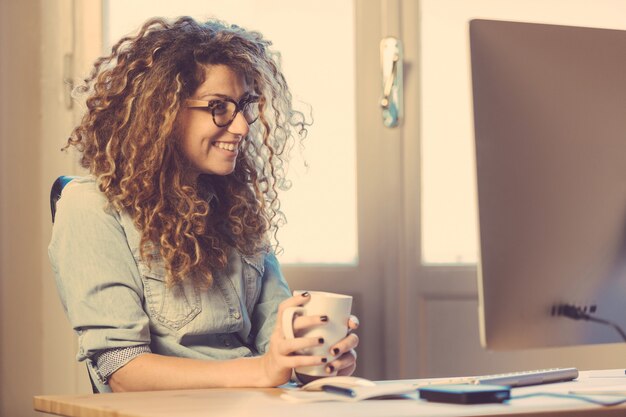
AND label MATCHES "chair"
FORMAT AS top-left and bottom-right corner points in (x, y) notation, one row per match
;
(50, 175), (100, 394)
(50, 175), (78, 222)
